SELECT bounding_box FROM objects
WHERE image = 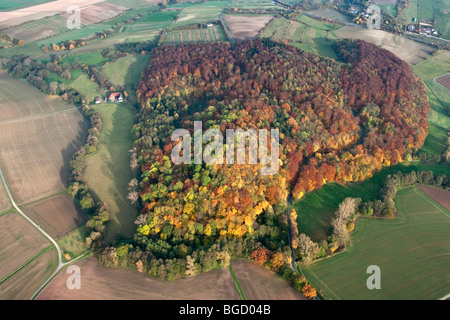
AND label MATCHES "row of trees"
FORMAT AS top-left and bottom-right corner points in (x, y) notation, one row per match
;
(1, 55), (83, 104)
(294, 170), (450, 264)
